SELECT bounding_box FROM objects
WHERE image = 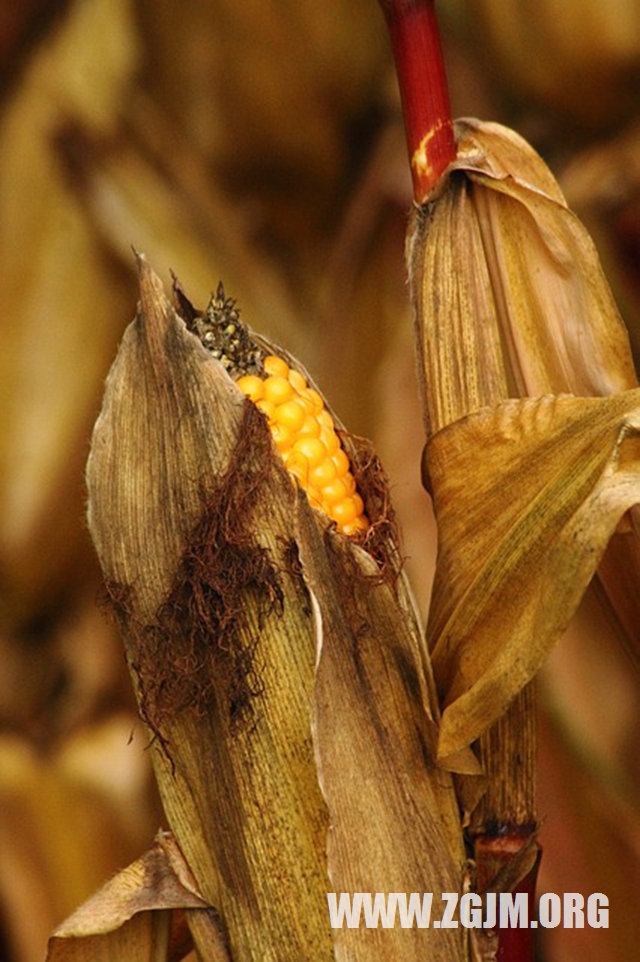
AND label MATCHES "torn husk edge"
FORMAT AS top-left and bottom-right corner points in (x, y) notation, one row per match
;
(46, 832), (228, 962)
